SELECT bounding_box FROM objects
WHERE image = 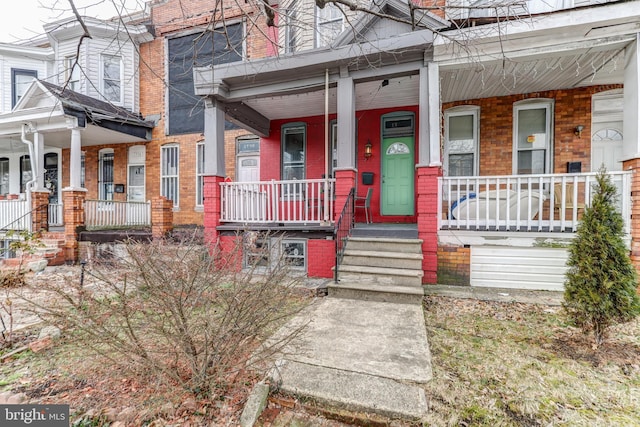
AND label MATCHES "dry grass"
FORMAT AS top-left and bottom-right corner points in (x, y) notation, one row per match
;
(422, 295), (640, 427)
